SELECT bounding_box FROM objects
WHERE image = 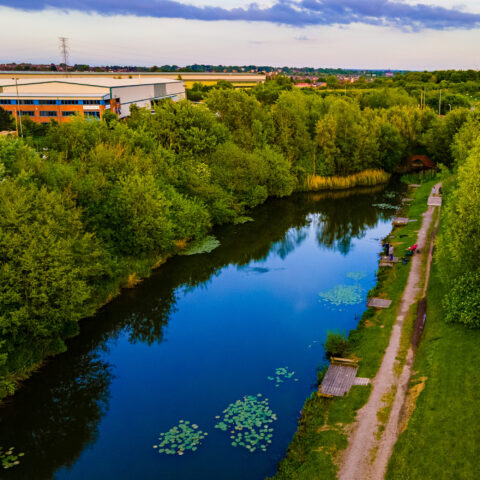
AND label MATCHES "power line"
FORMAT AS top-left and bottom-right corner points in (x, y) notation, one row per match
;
(58, 37), (70, 69)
